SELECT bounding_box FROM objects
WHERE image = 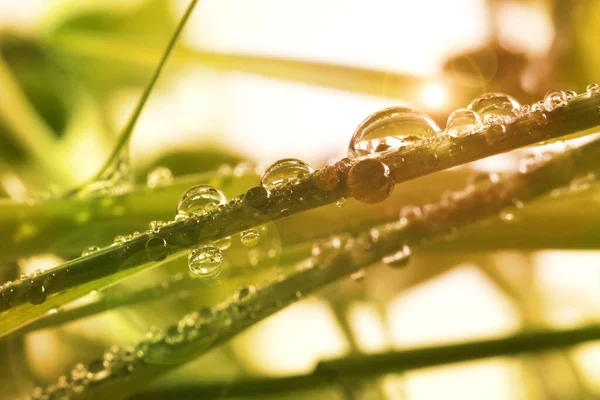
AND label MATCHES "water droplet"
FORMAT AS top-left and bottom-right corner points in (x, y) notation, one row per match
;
(350, 268), (366, 281)
(347, 159), (394, 203)
(234, 285), (256, 303)
(241, 229), (260, 247)
(543, 90), (568, 112)
(565, 90), (577, 99)
(188, 245), (224, 278)
(261, 158), (313, 189)
(27, 283), (46, 305)
(399, 206), (422, 226)
(146, 166), (173, 188)
(145, 236), (168, 261)
(113, 235), (127, 245)
(165, 325), (184, 345)
(146, 326), (164, 343)
(213, 237), (232, 251)
(500, 210), (516, 222)
(586, 83), (599, 96)
(348, 106), (440, 157)
(314, 166), (340, 191)
(245, 186), (271, 209)
(467, 93), (520, 125)
(177, 185), (226, 217)
(445, 108), (483, 138)
(81, 246), (100, 257)
(382, 245), (411, 268)
(335, 197), (347, 207)
(148, 220), (165, 232)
